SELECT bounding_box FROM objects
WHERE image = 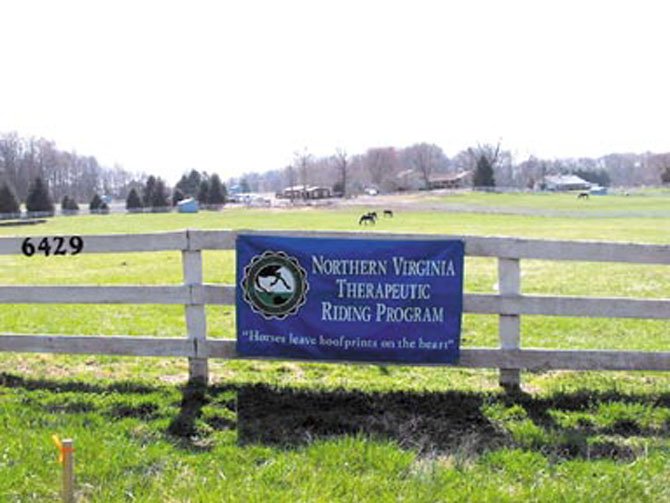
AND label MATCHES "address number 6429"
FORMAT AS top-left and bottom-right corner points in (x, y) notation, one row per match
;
(21, 236), (84, 257)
